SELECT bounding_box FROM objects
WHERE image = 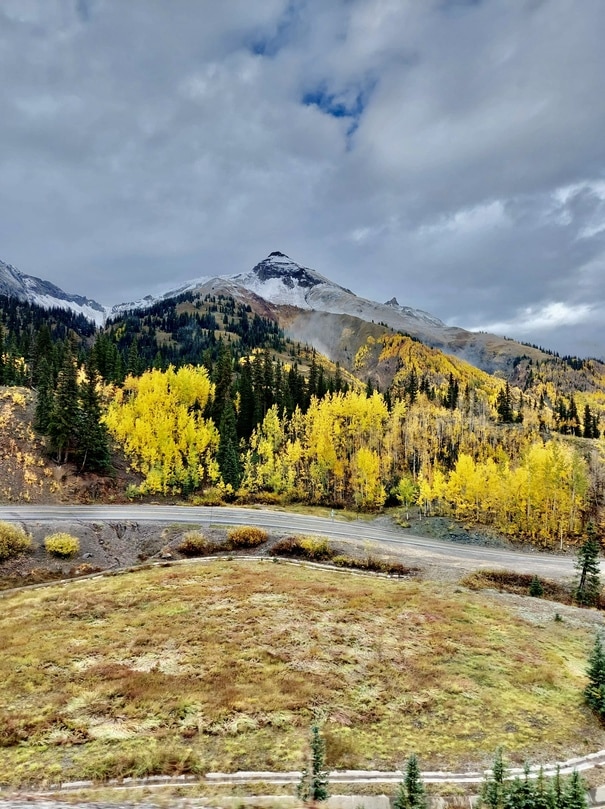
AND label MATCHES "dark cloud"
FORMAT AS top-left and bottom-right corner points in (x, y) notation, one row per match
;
(1, 0), (605, 357)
